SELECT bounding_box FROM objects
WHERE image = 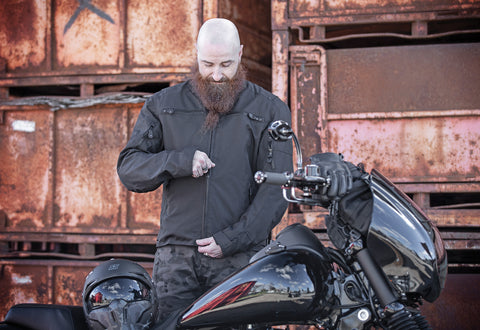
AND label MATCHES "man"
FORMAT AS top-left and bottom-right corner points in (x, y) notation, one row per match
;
(117, 18), (293, 325)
